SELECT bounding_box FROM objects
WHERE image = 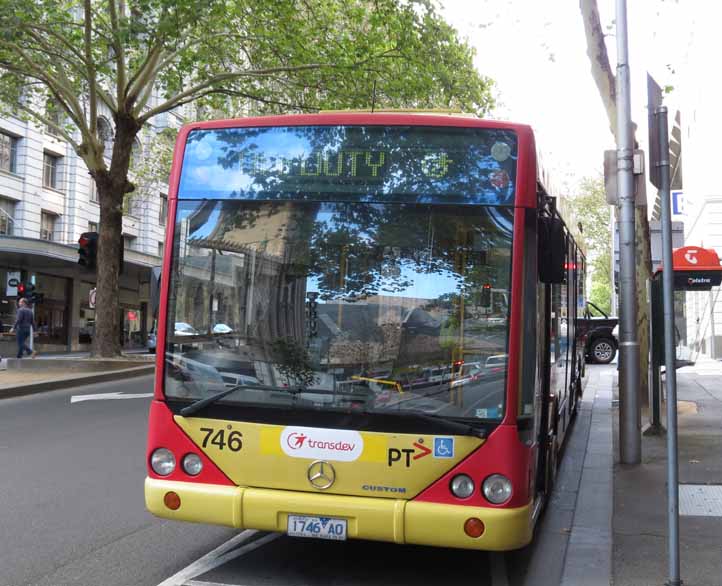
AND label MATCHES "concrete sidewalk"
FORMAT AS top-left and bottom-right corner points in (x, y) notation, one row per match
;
(523, 364), (614, 586)
(613, 356), (722, 586)
(0, 354), (155, 398)
(559, 364), (614, 586)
